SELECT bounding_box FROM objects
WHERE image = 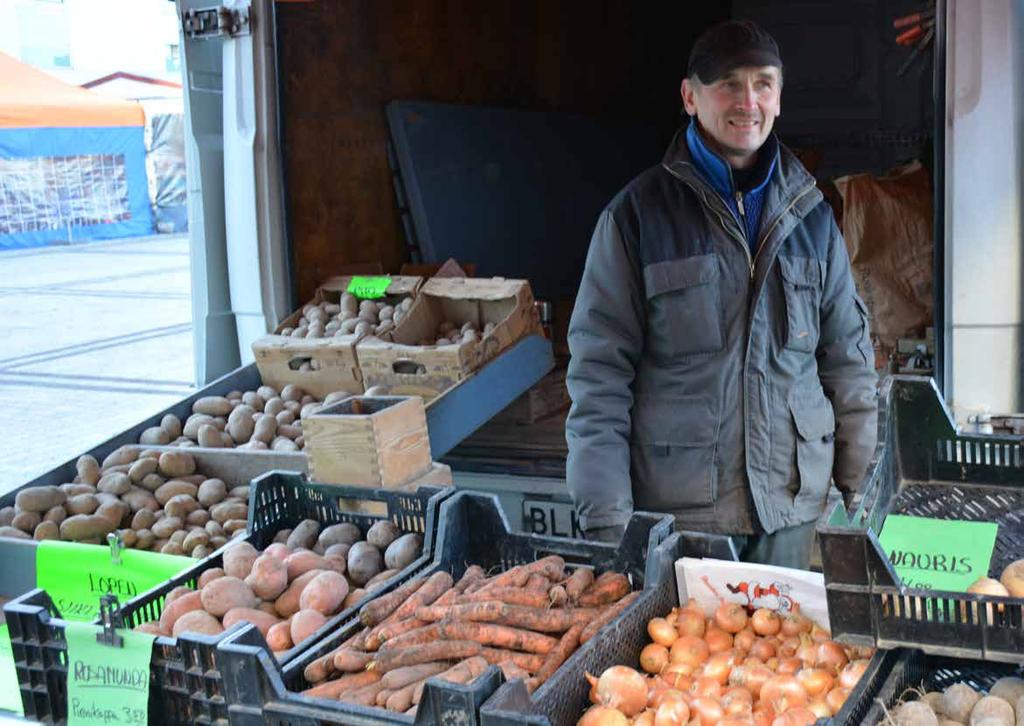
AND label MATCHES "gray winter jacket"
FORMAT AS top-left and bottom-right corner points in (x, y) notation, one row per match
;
(565, 130), (877, 535)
